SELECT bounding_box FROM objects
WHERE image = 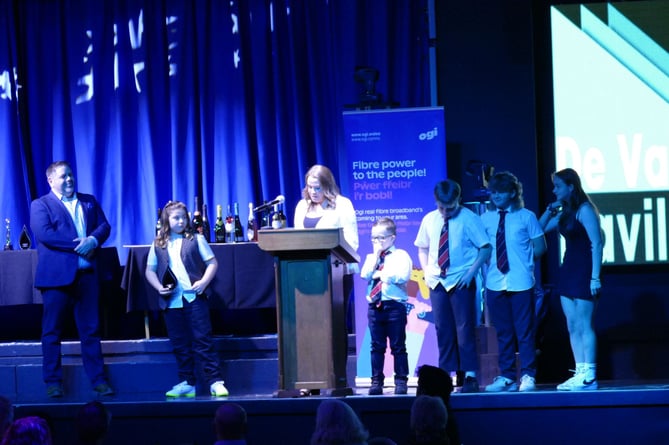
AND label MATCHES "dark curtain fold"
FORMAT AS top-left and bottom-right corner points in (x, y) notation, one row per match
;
(0, 0), (429, 258)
